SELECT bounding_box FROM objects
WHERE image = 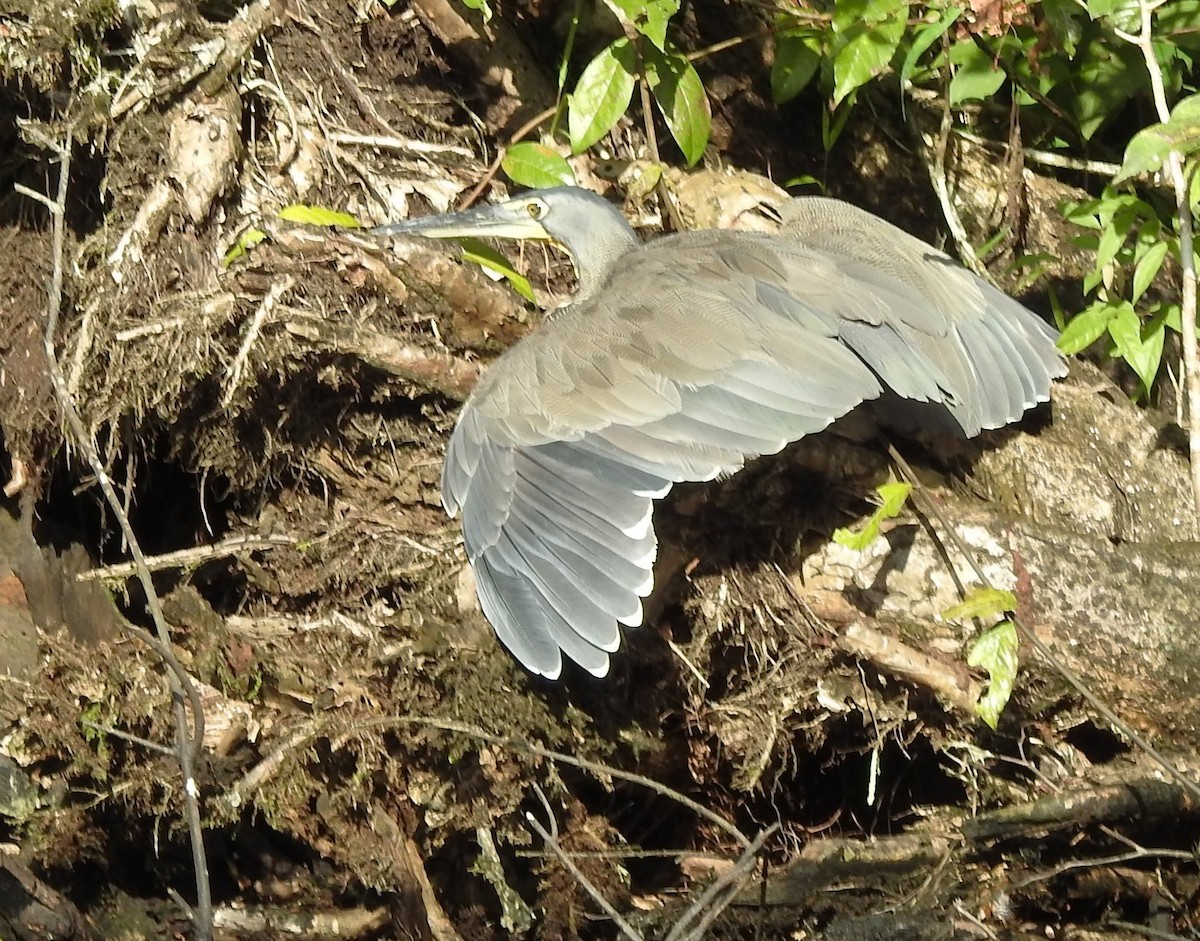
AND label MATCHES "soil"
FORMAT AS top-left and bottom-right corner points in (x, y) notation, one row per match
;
(1, 1), (1198, 940)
